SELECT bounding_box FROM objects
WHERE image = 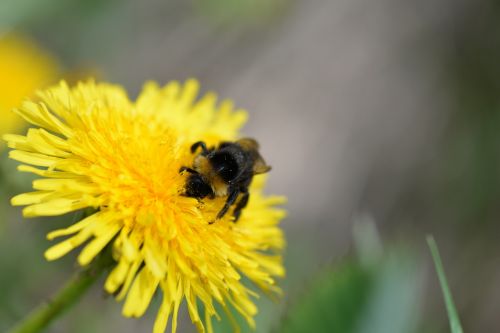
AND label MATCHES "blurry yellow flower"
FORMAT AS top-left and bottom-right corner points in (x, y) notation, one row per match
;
(4, 80), (286, 333)
(0, 33), (57, 146)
